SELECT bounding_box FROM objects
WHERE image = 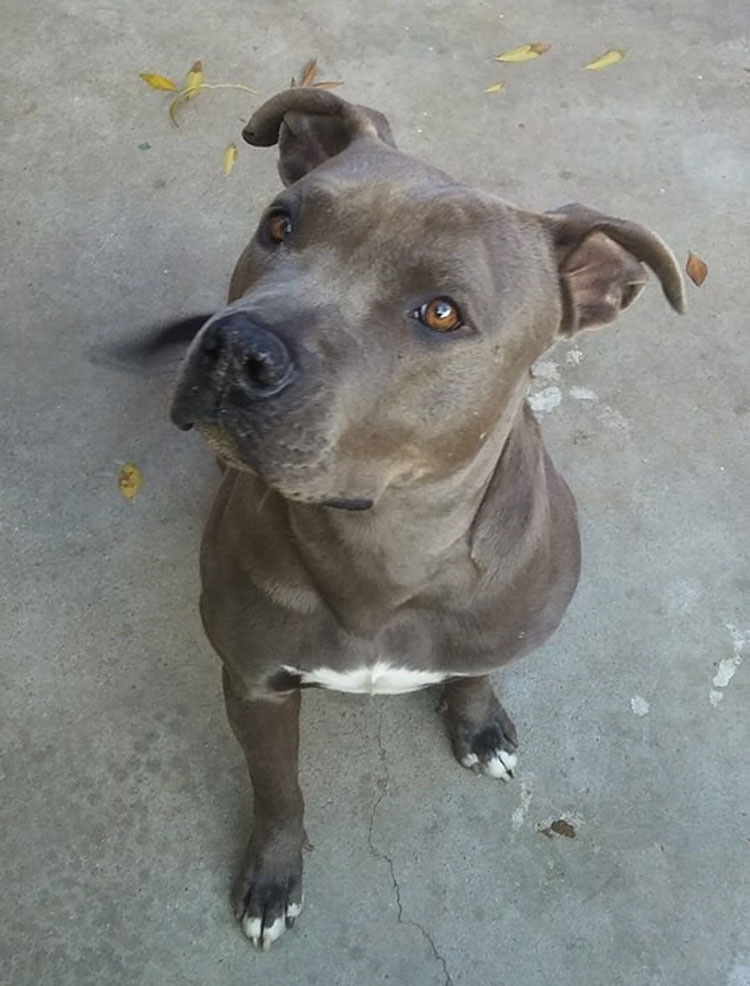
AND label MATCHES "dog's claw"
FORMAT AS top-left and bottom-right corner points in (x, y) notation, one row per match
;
(242, 913), (288, 950)
(460, 746), (517, 781)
